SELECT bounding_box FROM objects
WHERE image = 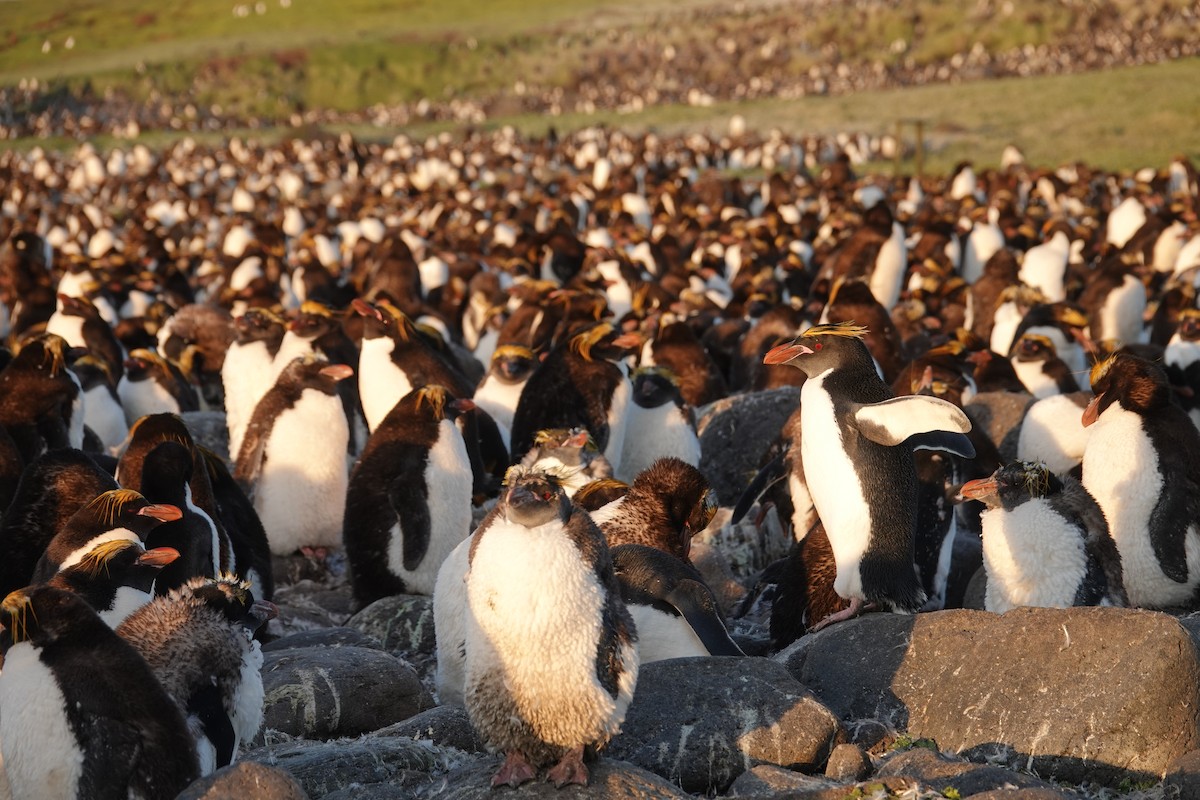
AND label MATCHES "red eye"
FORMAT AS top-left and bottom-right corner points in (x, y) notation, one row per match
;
(542, 491), (552, 501)
(813, 342), (823, 350)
